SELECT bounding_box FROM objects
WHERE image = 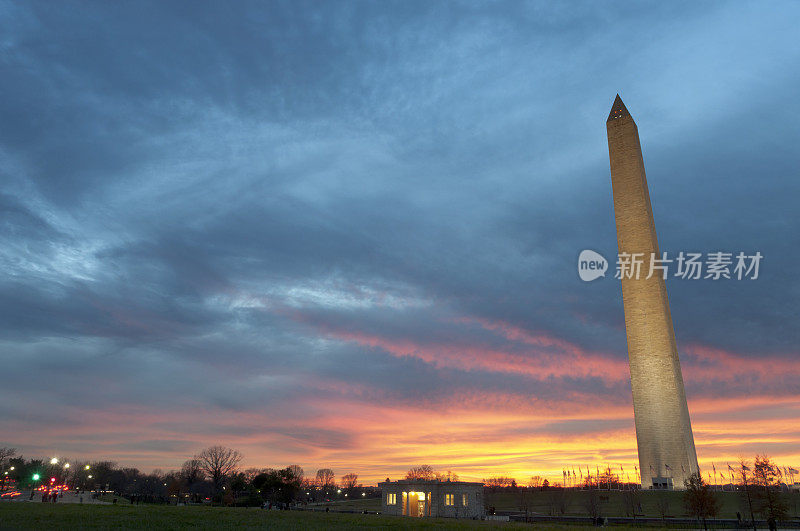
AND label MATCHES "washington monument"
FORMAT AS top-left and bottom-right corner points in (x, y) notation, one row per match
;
(606, 95), (699, 490)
